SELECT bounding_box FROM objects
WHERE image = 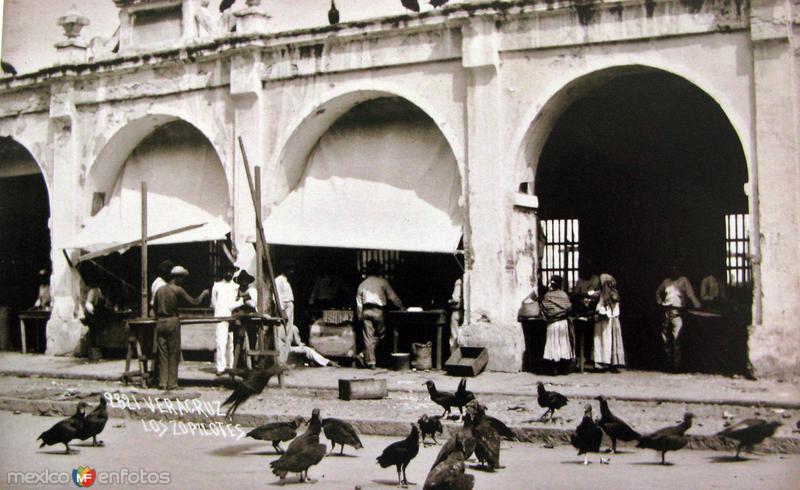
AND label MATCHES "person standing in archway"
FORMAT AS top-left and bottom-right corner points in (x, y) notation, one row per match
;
(541, 275), (574, 375)
(355, 260), (404, 369)
(593, 273), (625, 372)
(656, 262), (700, 372)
